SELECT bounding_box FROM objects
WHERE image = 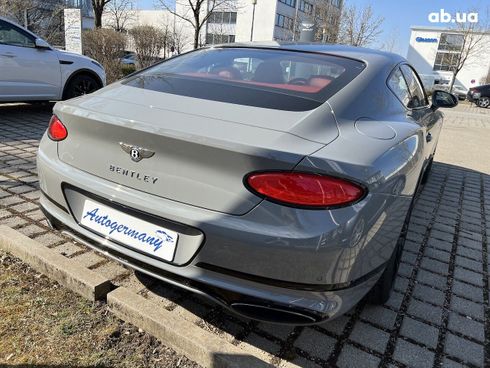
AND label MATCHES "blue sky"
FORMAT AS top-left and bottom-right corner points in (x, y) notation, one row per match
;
(135, 0), (488, 56)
